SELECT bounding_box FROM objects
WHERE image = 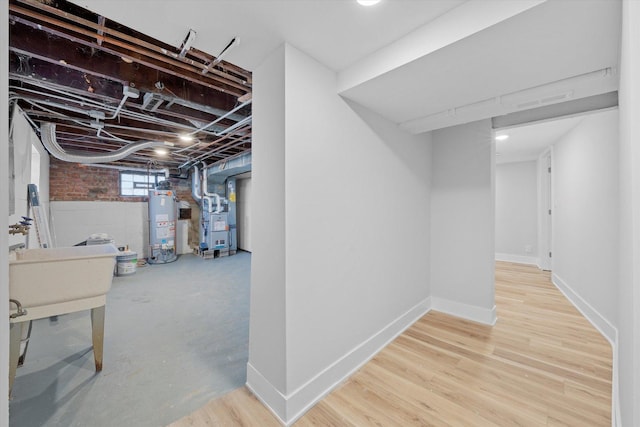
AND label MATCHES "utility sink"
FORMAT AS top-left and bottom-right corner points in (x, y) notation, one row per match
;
(9, 244), (119, 320)
(8, 244), (119, 397)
